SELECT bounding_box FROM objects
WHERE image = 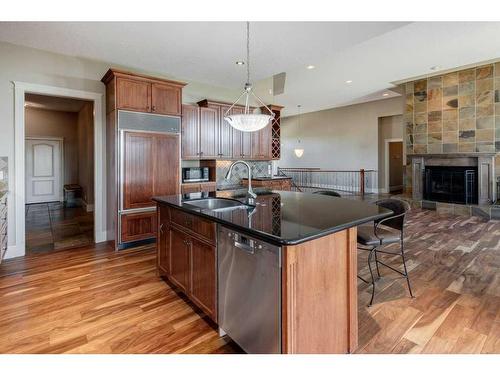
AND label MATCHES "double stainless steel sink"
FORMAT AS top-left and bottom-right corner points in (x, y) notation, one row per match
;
(183, 198), (252, 212)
